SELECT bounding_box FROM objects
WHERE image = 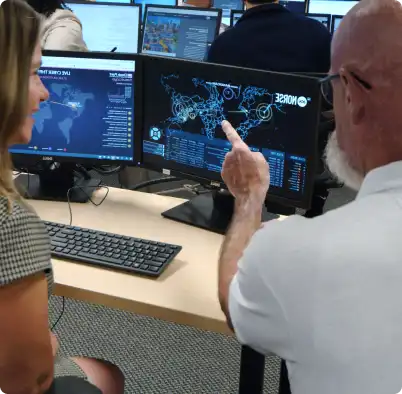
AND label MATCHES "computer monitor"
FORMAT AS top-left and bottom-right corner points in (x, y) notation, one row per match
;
(308, 0), (358, 15)
(212, 0), (243, 26)
(306, 13), (331, 29)
(135, 0), (177, 20)
(141, 5), (222, 61)
(66, 1), (141, 53)
(279, 0), (307, 13)
(137, 56), (321, 233)
(11, 51), (138, 202)
(331, 14), (342, 32)
(230, 10), (244, 26)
